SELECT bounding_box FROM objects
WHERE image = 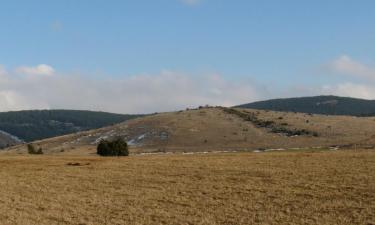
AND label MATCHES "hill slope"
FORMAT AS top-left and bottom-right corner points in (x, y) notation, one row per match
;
(6, 107), (375, 155)
(0, 110), (140, 142)
(0, 131), (23, 148)
(237, 95), (375, 116)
